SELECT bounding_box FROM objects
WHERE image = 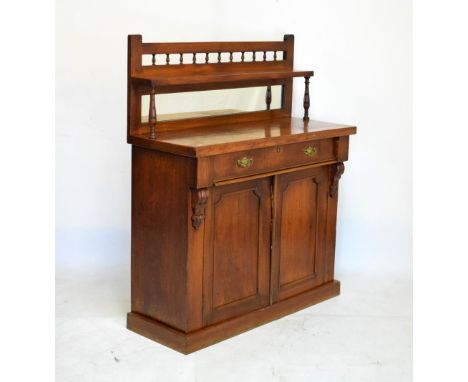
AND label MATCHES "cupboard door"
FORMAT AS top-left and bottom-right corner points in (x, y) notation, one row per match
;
(203, 178), (271, 324)
(271, 166), (330, 302)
